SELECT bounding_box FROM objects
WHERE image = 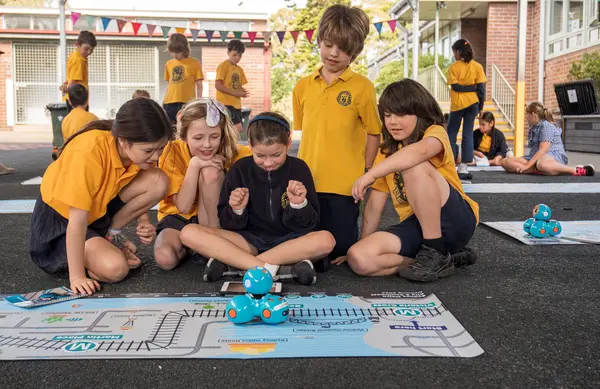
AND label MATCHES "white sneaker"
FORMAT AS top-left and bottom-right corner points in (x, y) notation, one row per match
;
(457, 163), (469, 175)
